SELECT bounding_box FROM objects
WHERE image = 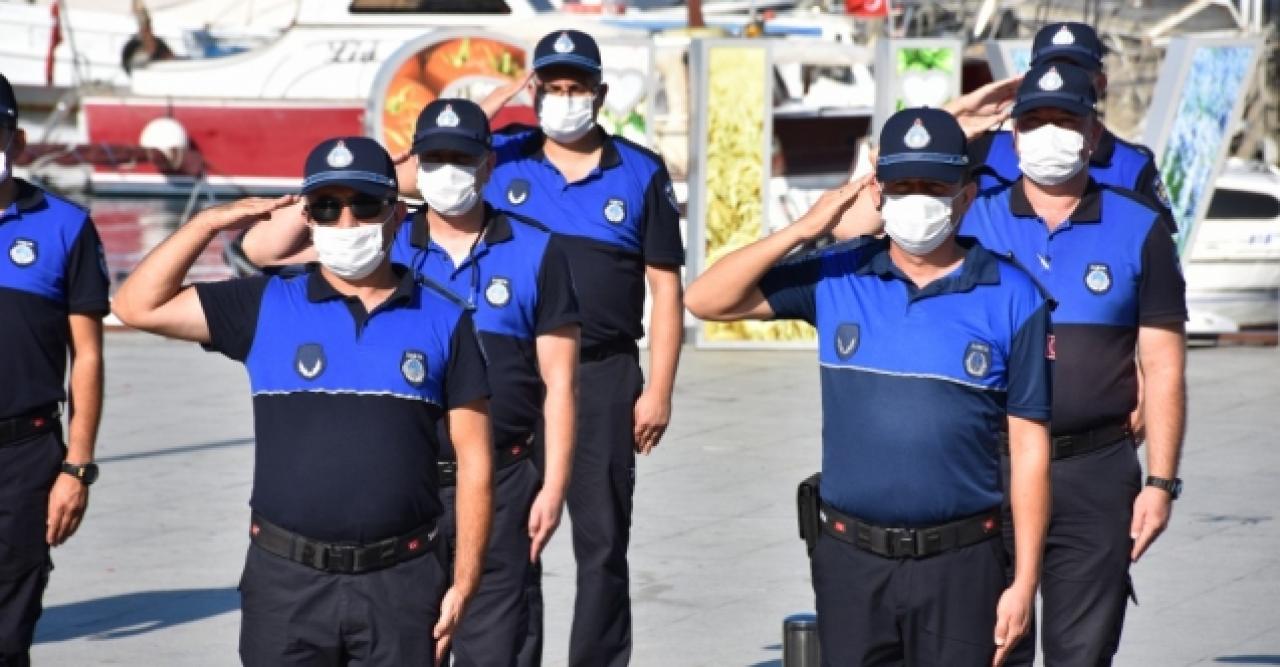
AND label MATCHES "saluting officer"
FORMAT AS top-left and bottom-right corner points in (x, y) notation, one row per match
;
(0, 72), (109, 667)
(239, 99), (581, 666)
(965, 22), (1176, 227)
(686, 108), (1053, 666)
(112, 137), (494, 665)
(962, 62), (1188, 666)
(479, 29), (686, 666)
